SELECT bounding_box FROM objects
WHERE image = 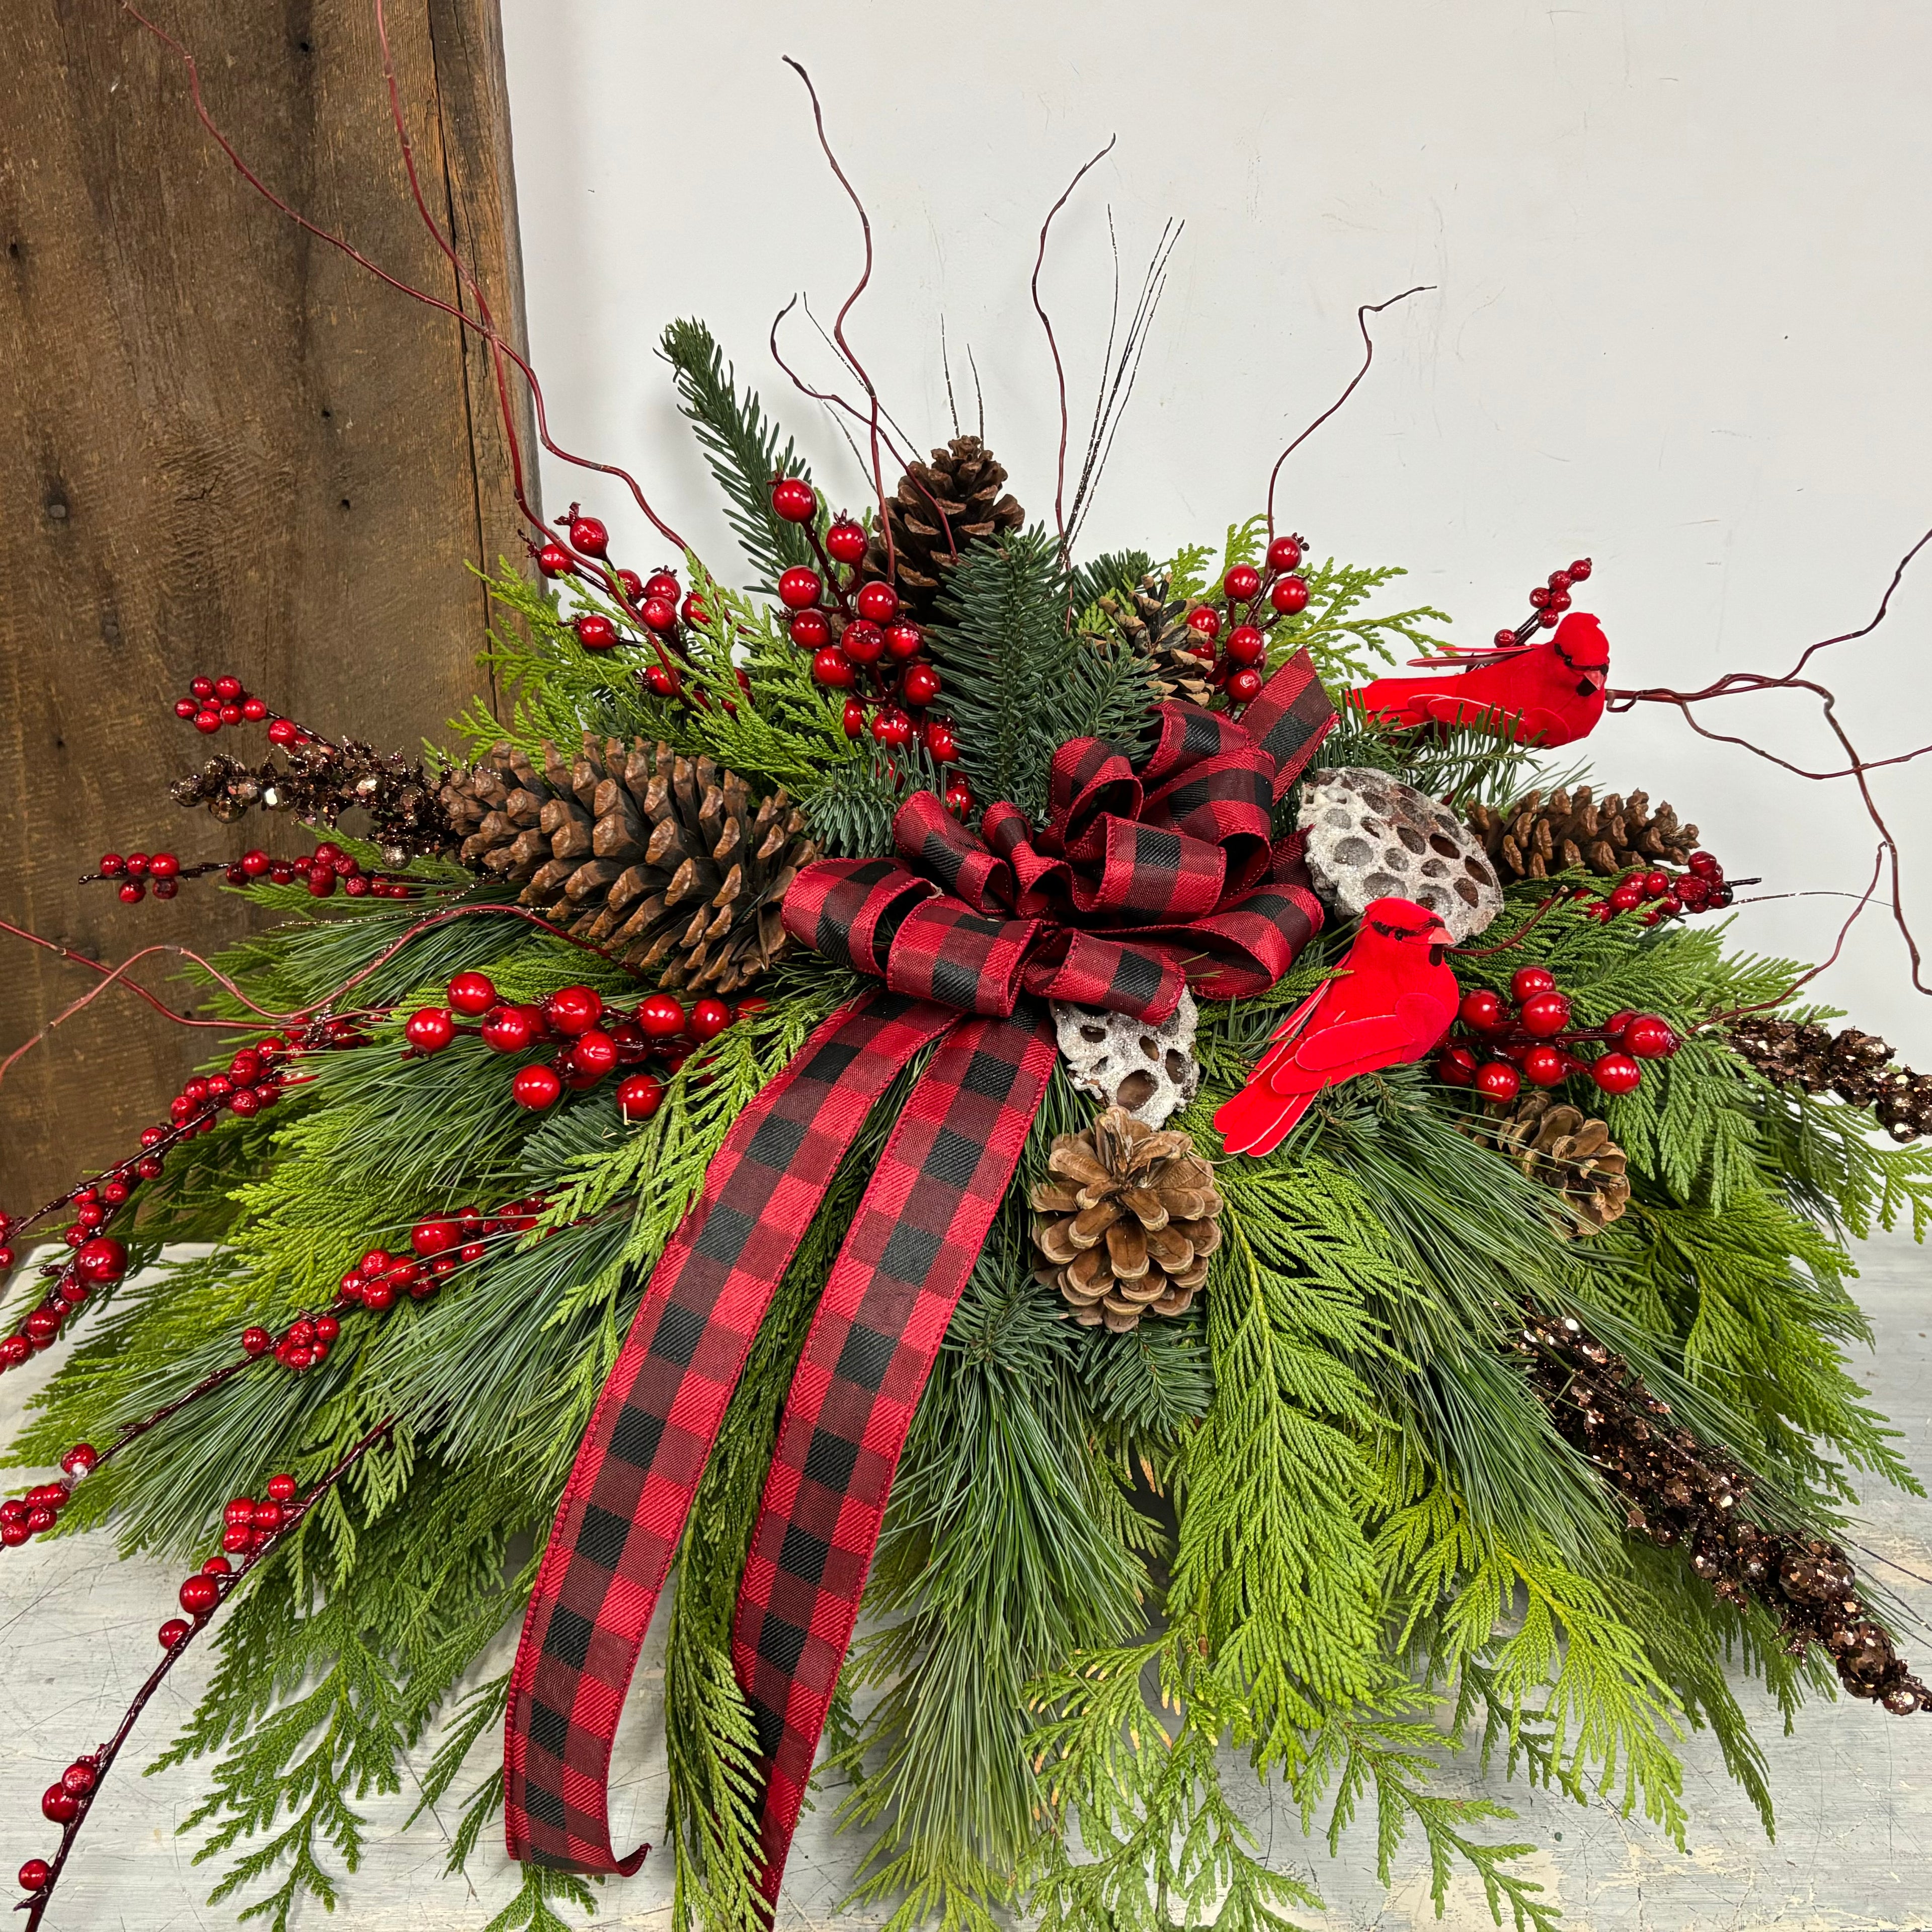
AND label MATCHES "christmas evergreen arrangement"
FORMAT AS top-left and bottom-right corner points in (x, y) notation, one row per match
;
(7, 26), (1932, 1932)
